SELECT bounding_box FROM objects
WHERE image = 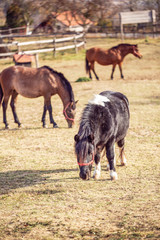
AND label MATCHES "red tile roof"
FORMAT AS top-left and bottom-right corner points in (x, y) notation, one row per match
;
(13, 54), (32, 63)
(51, 11), (92, 26)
